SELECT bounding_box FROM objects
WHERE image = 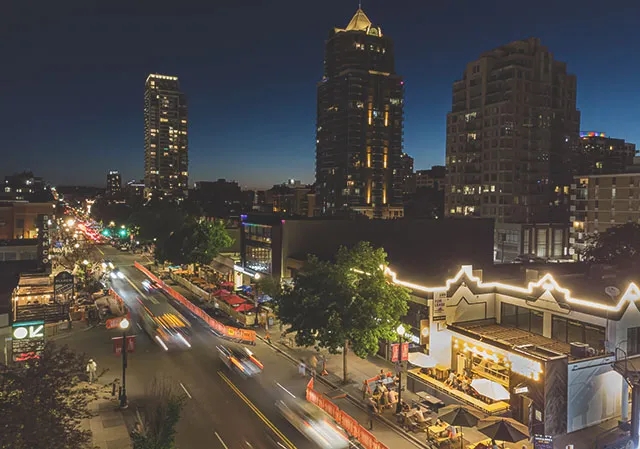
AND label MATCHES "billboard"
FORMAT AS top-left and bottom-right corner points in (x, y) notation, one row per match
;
(12, 320), (45, 361)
